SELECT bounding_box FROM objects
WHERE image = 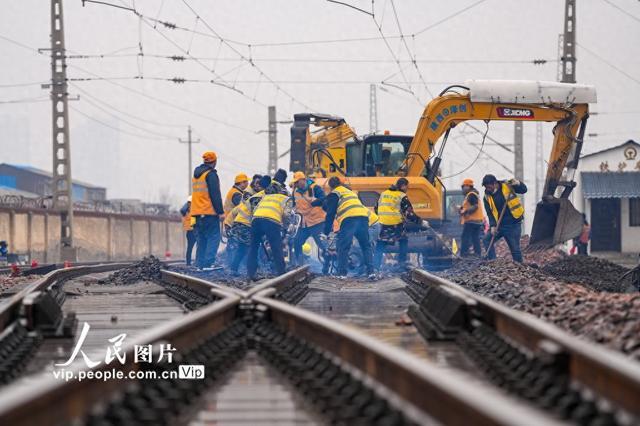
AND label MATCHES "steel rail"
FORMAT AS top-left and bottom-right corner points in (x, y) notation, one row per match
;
(411, 269), (640, 418)
(0, 295), (242, 426)
(252, 293), (562, 426)
(0, 262), (131, 330)
(0, 268), (564, 426)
